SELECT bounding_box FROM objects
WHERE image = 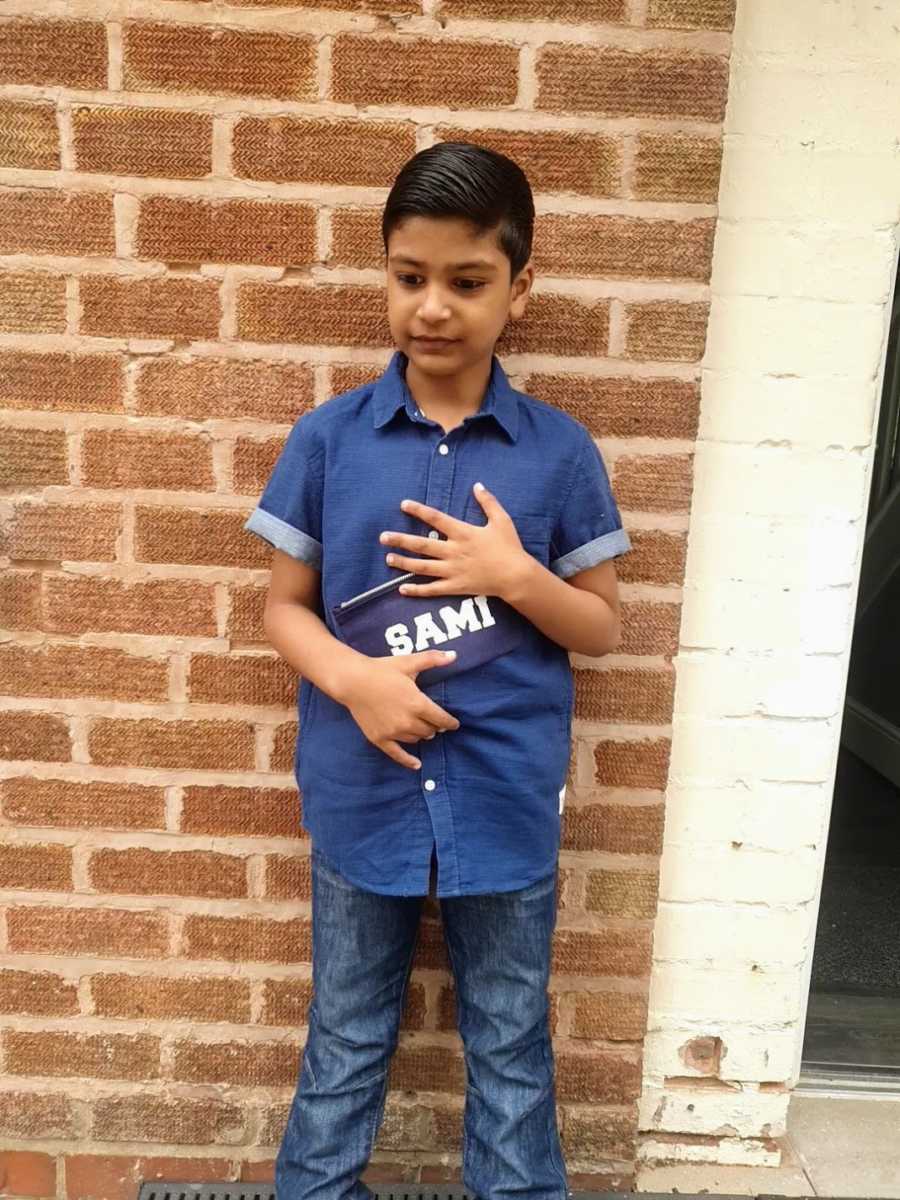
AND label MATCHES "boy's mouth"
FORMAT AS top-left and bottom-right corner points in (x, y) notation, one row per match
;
(413, 336), (458, 349)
